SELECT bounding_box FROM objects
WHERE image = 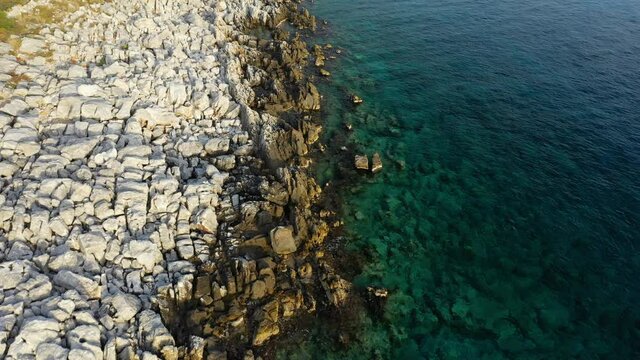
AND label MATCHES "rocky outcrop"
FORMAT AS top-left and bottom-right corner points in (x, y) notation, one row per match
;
(0, 0), (348, 358)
